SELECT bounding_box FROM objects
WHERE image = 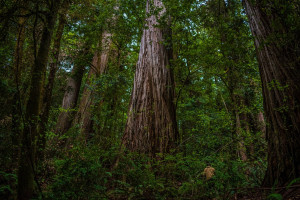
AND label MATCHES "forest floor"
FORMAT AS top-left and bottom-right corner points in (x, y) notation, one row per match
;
(236, 185), (300, 200)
